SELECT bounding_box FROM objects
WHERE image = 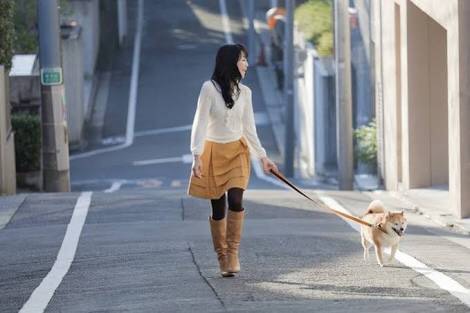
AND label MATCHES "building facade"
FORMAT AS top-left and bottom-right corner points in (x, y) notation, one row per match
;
(372, 0), (470, 218)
